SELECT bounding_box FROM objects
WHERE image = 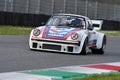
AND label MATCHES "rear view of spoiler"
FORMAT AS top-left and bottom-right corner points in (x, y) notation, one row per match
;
(91, 20), (103, 30)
